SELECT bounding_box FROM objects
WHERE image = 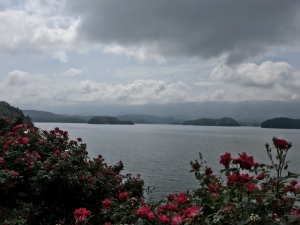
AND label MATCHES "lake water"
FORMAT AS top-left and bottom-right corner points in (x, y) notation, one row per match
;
(35, 123), (300, 199)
